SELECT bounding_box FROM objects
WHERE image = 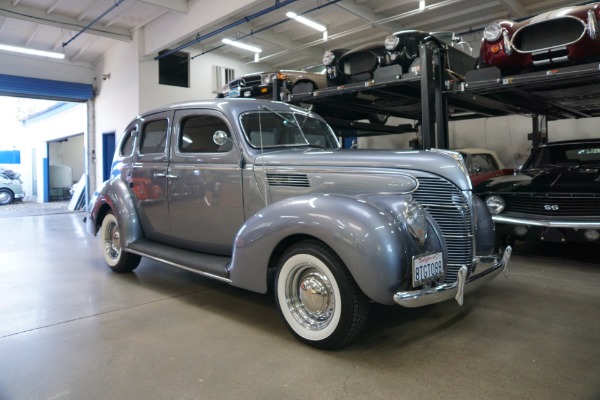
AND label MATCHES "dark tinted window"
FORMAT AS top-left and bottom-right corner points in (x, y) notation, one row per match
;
(179, 115), (232, 153)
(140, 119), (168, 154)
